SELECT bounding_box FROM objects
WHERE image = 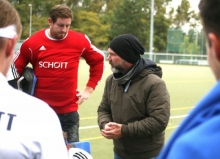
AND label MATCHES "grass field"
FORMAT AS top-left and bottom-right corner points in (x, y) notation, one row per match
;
(77, 60), (215, 159)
